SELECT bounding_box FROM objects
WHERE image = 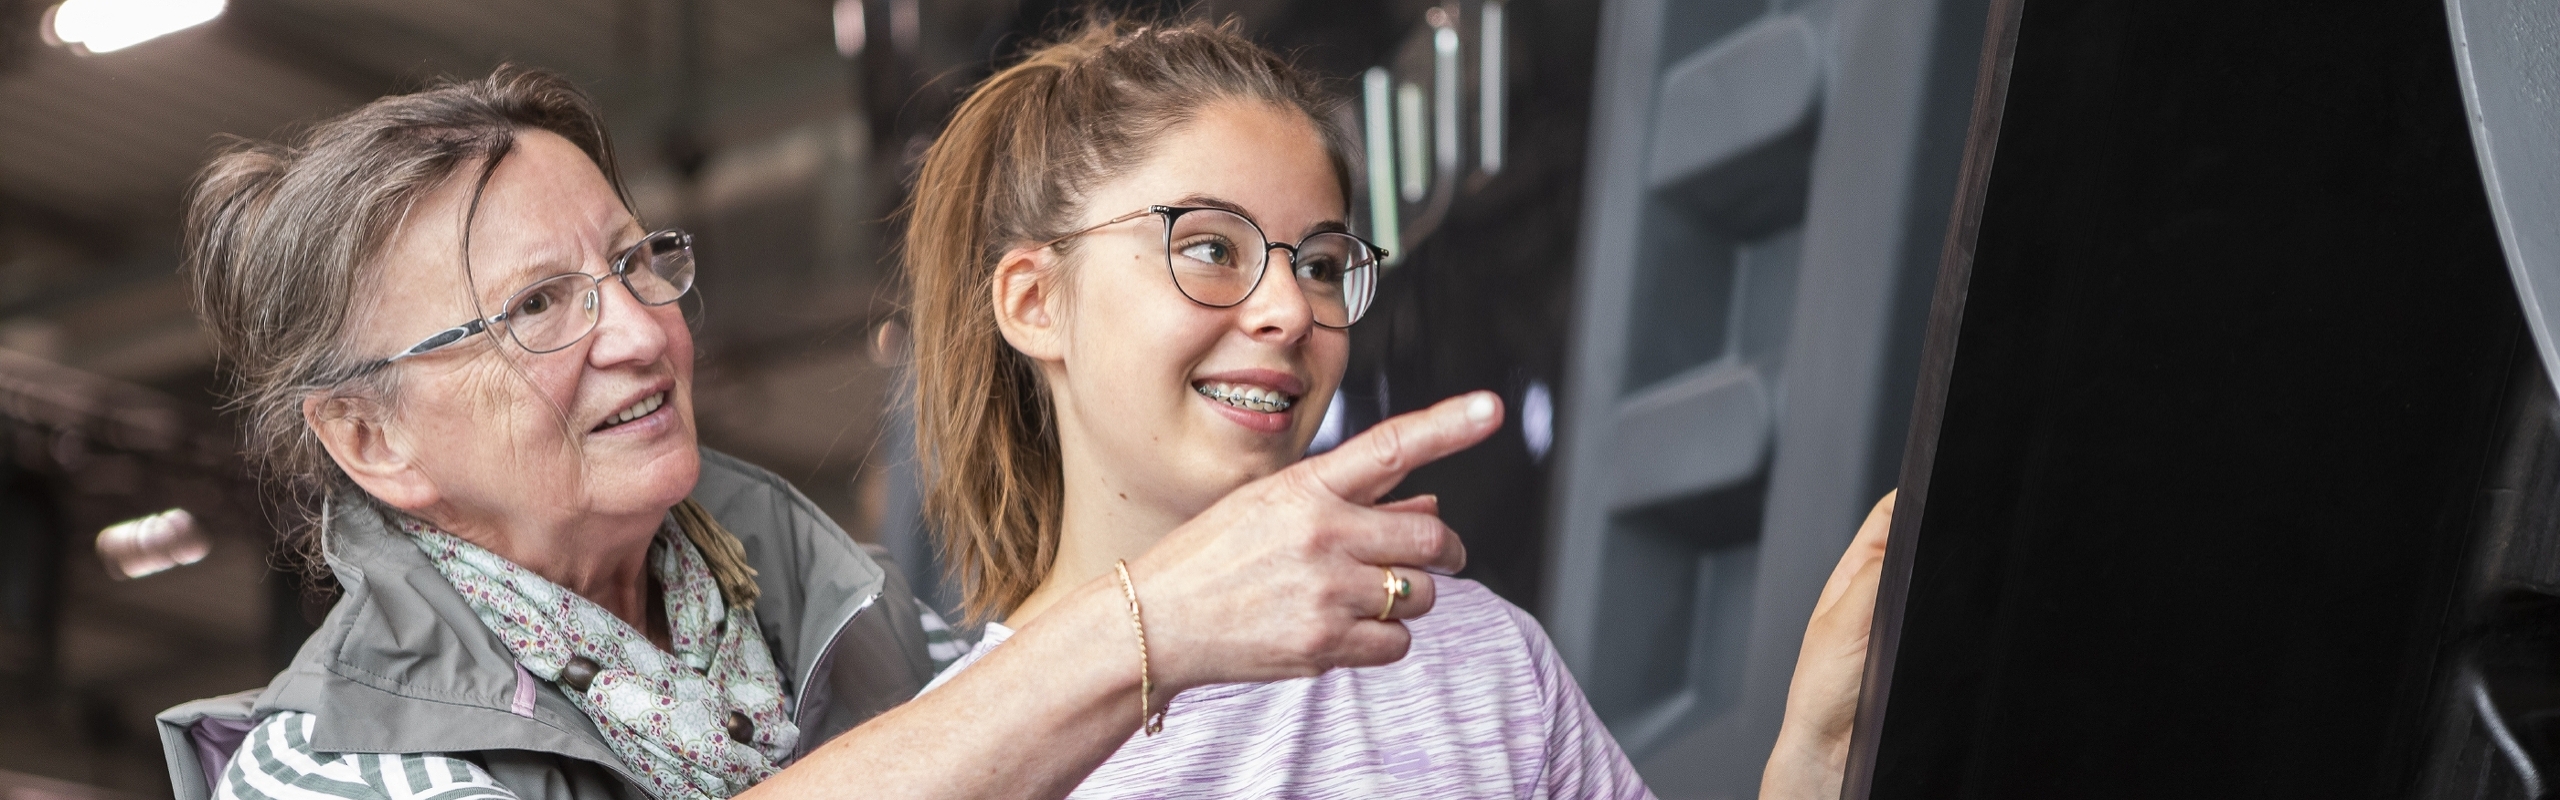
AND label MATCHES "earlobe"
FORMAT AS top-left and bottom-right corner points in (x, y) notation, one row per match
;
(991, 245), (1066, 361)
(303, 393), (438, 511)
